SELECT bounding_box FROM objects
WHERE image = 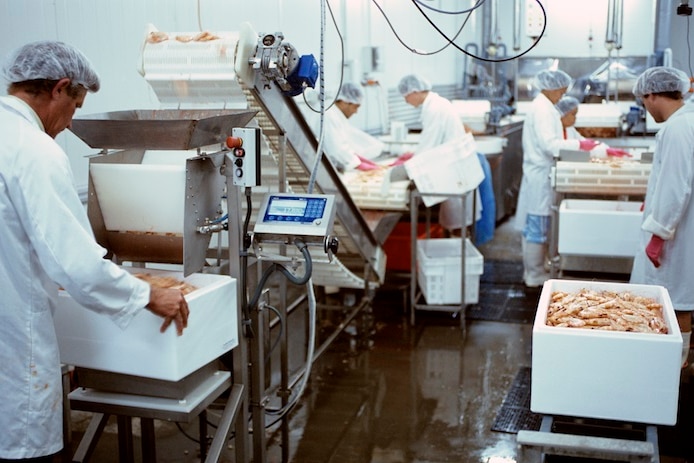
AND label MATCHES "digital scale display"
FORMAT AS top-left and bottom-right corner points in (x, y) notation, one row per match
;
(263, 195), (327, 224)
